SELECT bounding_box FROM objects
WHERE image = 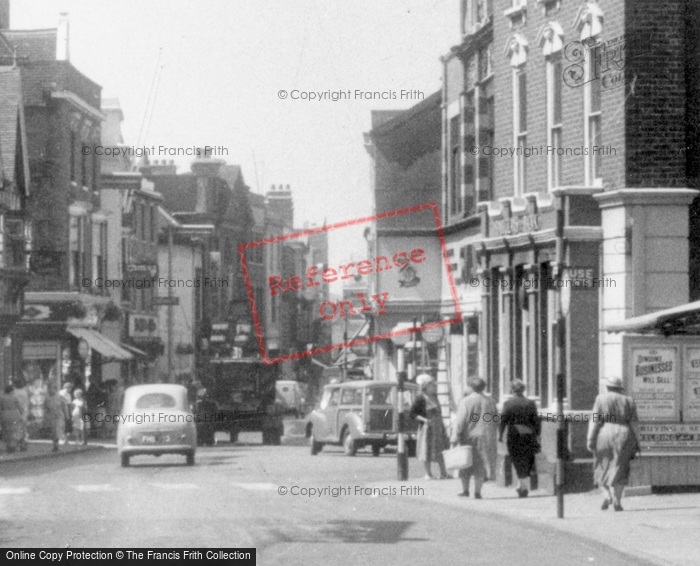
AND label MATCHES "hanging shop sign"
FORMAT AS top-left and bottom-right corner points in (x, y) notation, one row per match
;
(128, 314), (158, 339)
